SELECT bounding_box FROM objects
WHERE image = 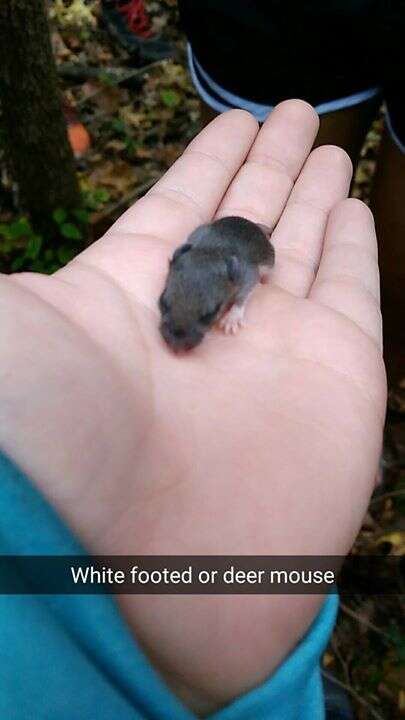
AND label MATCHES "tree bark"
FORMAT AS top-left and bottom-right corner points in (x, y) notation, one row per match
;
(0, 0), (80, 233)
